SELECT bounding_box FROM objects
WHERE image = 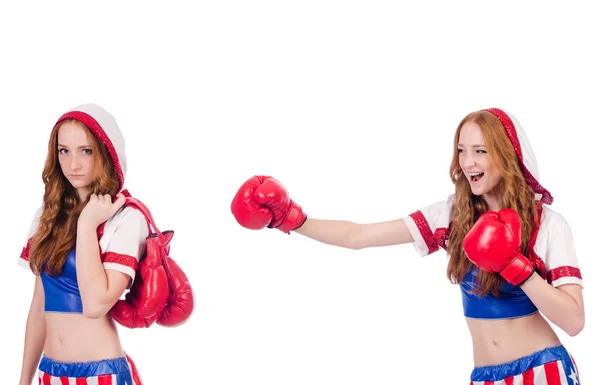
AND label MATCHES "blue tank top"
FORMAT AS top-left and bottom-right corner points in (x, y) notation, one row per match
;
(460, 266), (538, 319)
(40, 249), (83, 313)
